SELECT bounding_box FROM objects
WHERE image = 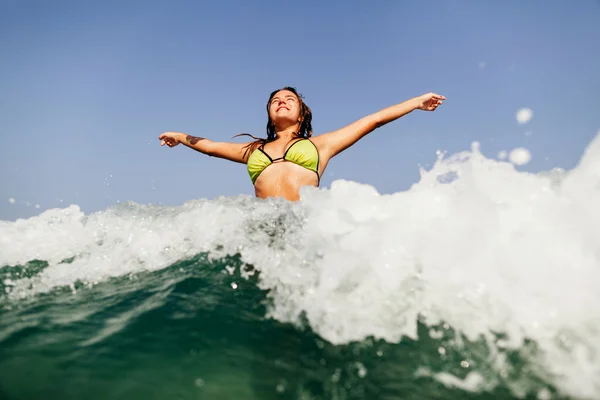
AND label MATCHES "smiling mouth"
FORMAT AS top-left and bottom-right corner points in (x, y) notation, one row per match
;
(277, 106), (289, 111)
